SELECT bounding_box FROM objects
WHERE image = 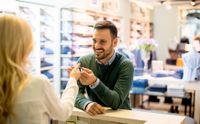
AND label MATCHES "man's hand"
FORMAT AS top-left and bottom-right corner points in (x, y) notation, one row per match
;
(80, 67), (97, 86)
(85, 102), (105, 116)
